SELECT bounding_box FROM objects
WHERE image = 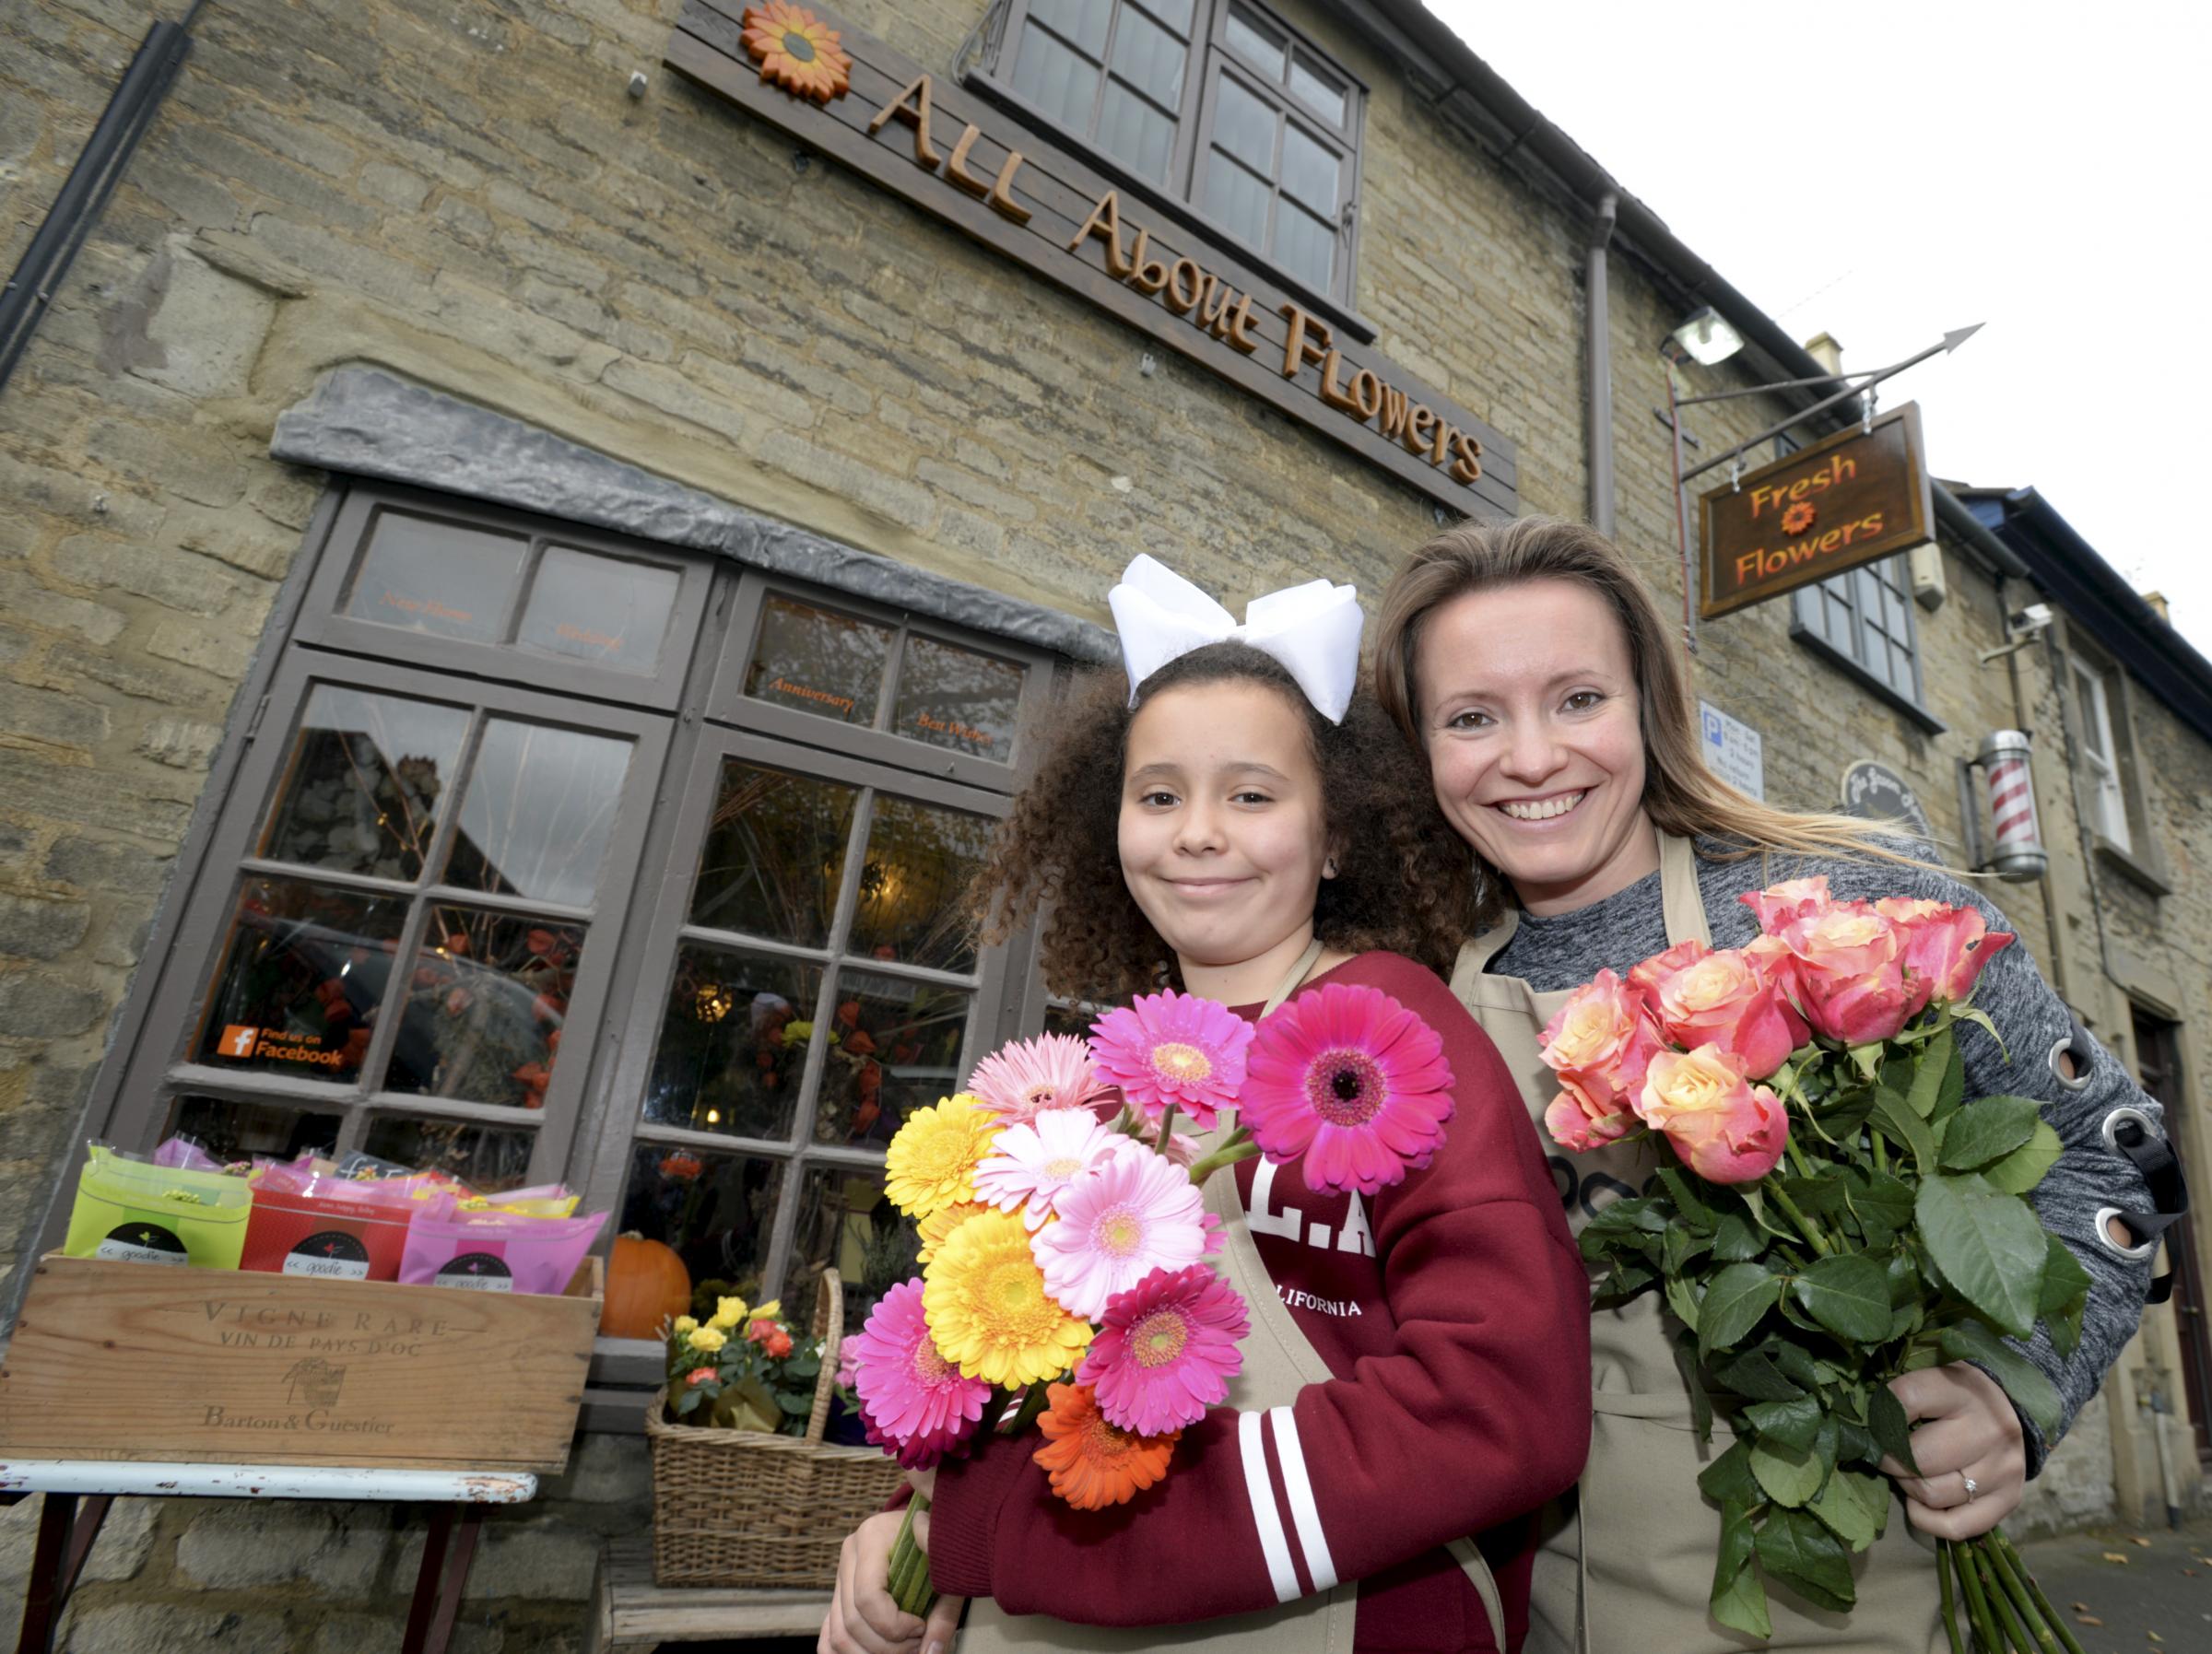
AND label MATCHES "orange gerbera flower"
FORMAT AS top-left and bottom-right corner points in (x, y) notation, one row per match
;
(740, 4), (852, 102)
(1031, 1381), (1179, 1510)
(1781, 500), (1817, 536)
